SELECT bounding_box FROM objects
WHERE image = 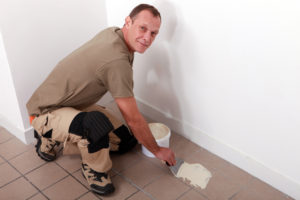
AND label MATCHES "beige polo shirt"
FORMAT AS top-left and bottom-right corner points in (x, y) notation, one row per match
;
(27, 27), (134, 116)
